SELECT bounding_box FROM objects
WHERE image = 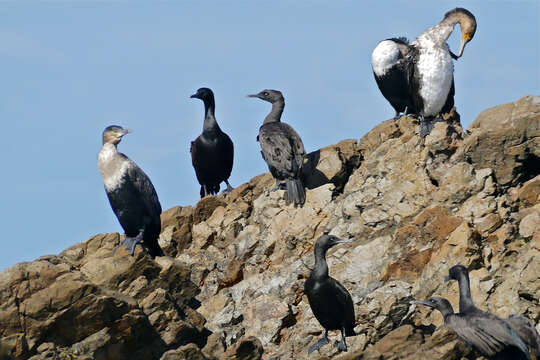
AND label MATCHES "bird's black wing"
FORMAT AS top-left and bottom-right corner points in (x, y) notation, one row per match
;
(448, 314), (530, 359)
(329, 277), (356, 335)
(125, 157), (162, 219)
(218, 132), (234, 179)
(407, 44), (422, 115)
